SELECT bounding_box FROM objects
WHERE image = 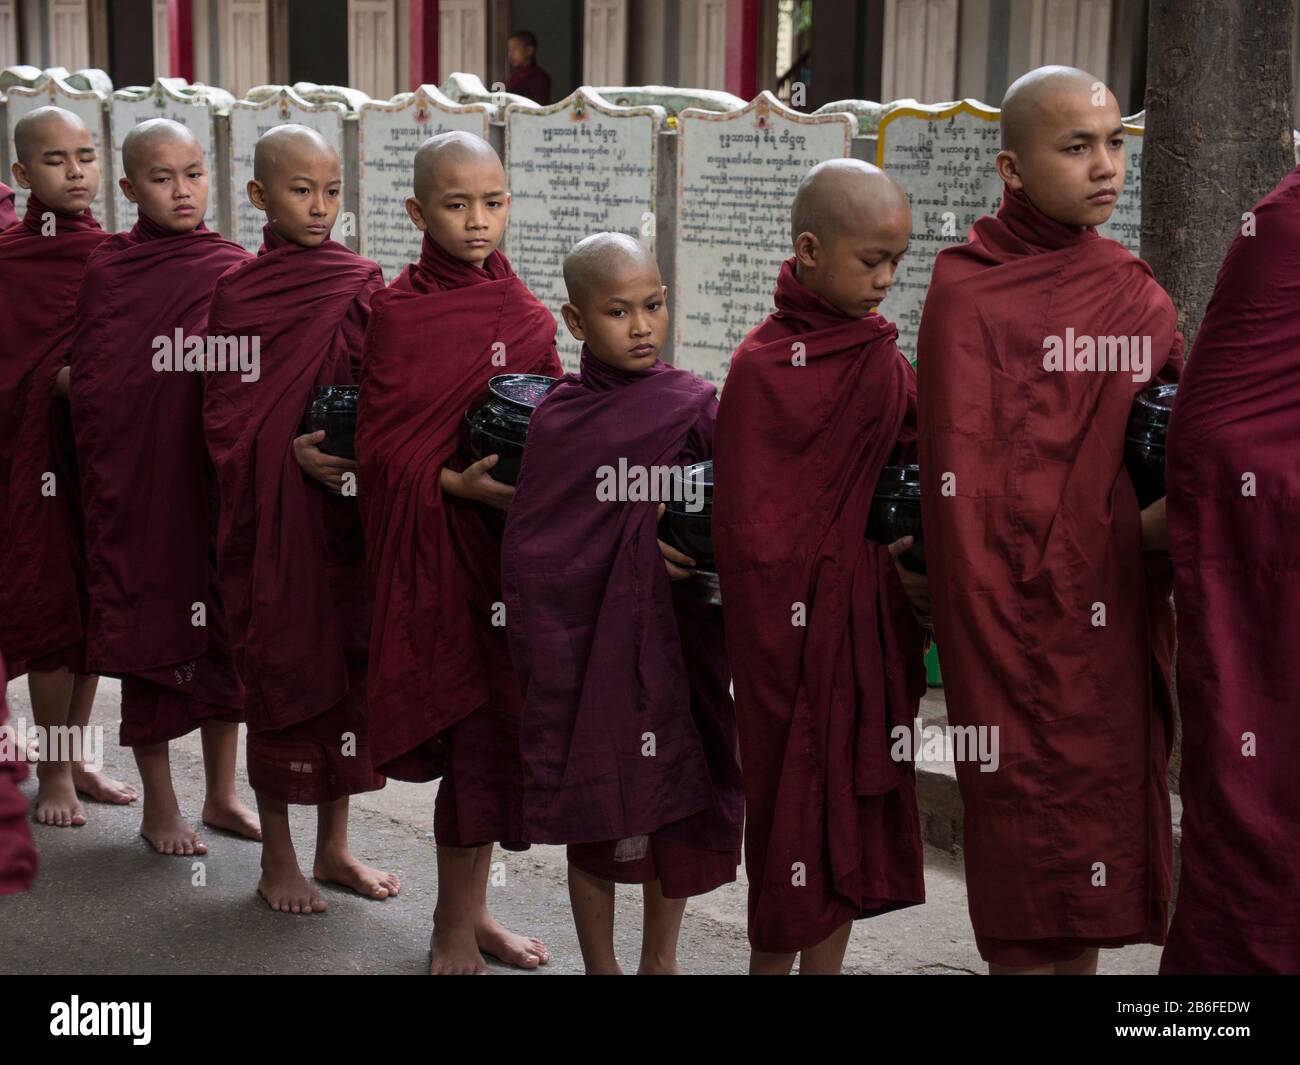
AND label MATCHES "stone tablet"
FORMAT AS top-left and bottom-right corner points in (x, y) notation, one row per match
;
(358, 85), (495, 280)
(876, 100), (1144, 359)
(111, 79), (232, 232)
(505, 88), (664, 370)
(228, 87), (346, 252)
(673, 91), (854, 383)
(4, 74), (111, 225)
